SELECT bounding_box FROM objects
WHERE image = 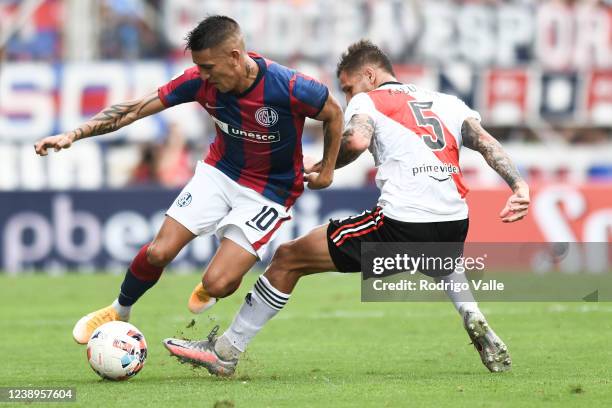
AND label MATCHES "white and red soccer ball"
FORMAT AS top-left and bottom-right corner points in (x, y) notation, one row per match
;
(86, 321), (147, 381)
